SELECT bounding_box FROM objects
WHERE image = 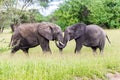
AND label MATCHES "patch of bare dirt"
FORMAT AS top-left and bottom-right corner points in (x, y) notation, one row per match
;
(74, 76), (102, 80)
(74, 72), (120, 80)
(106, 72), (120, 80)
